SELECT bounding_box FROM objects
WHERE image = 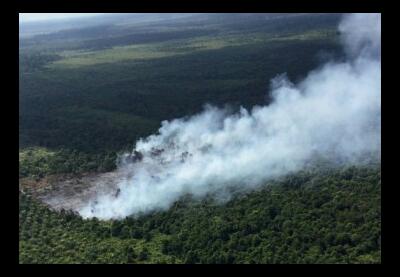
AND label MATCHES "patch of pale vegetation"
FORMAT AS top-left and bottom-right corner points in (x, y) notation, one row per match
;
(19, 147), (56, 163)
(49, 28), (336, 69)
